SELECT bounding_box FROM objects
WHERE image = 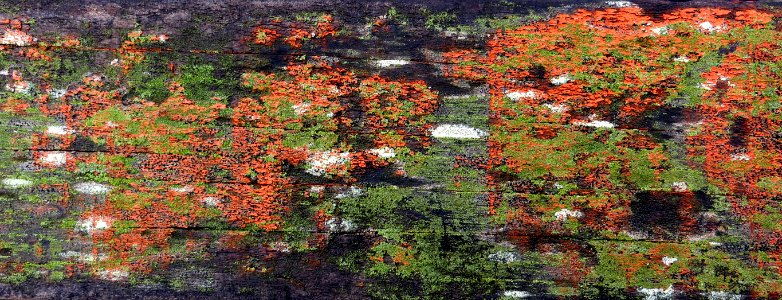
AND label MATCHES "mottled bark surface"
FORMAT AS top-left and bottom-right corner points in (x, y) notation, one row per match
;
(1, 0), (781, 299)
